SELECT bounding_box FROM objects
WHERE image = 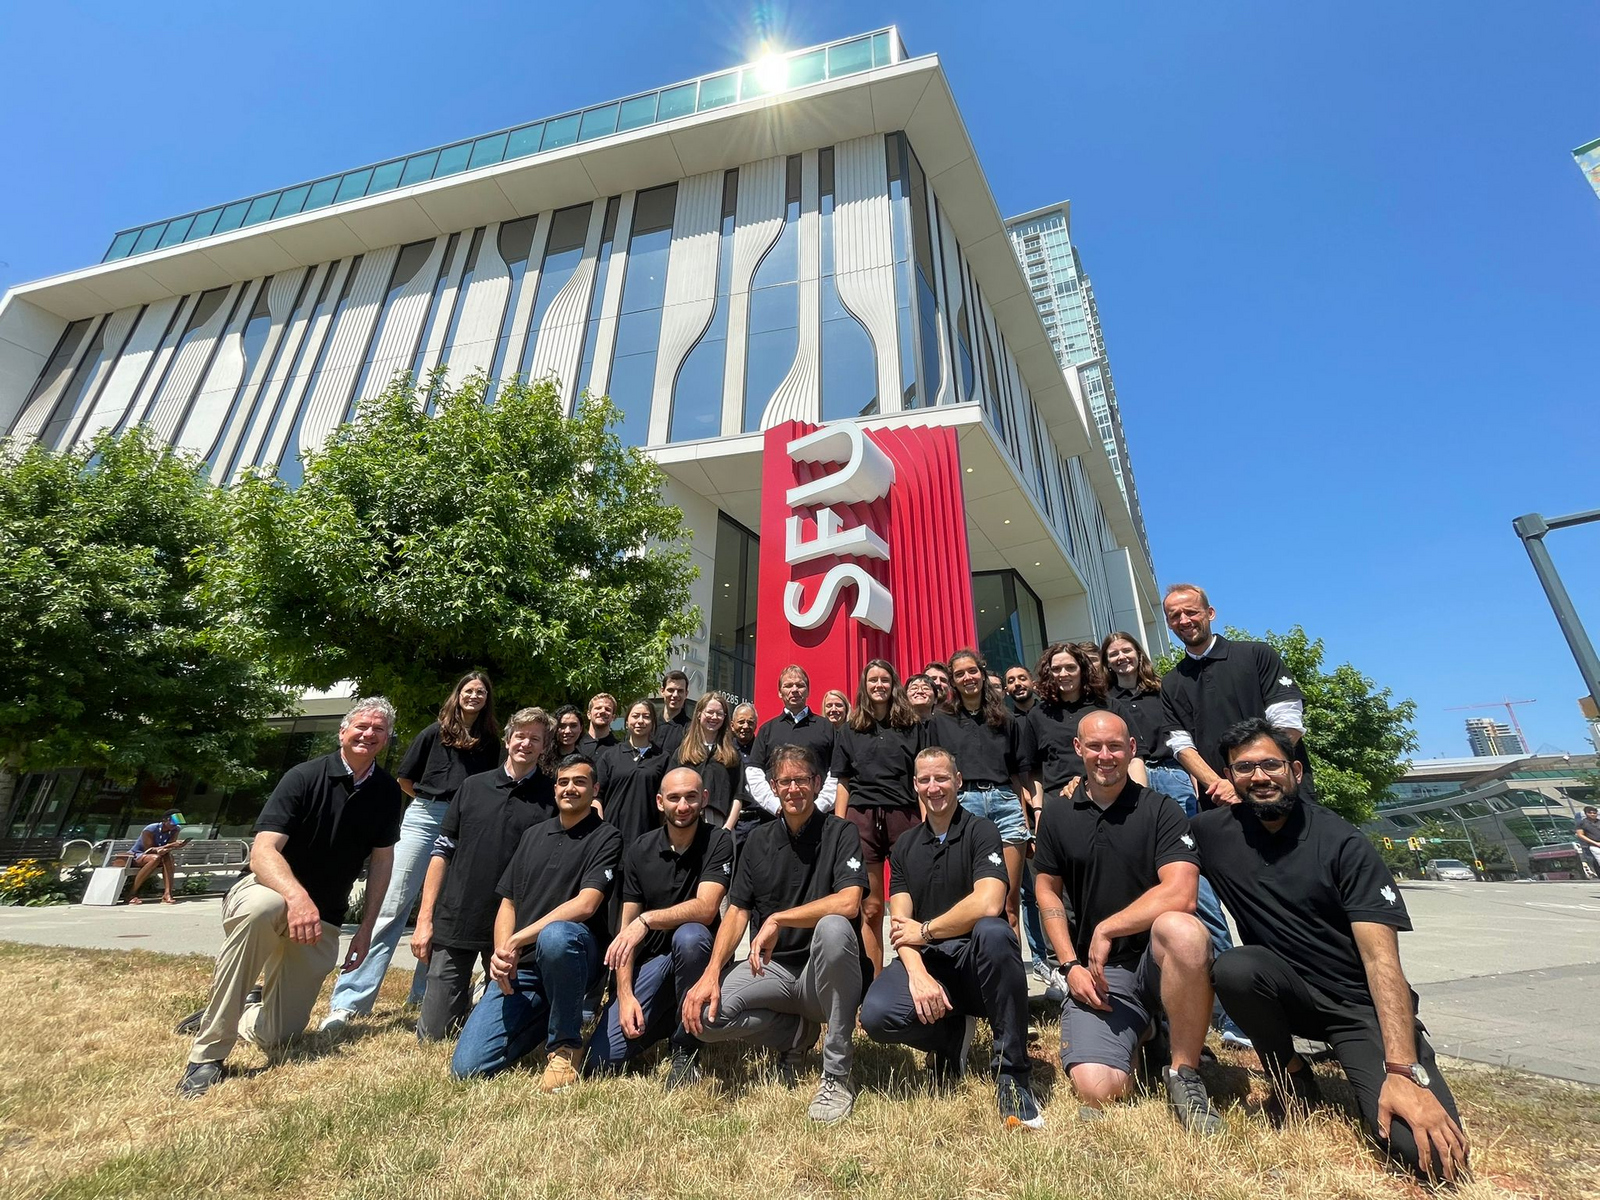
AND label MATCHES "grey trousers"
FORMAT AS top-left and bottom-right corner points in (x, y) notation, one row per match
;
(417, 943), (491, 1042)
(696, 913), (863, 1076)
